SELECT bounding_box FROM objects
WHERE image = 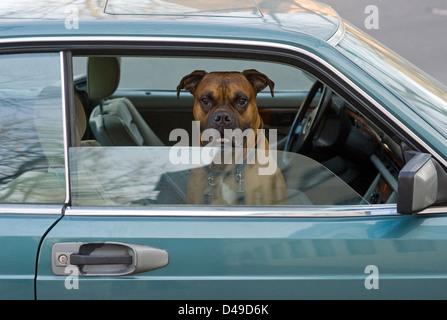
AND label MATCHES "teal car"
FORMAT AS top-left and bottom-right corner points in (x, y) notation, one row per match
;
(1, 0), (447, 300)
